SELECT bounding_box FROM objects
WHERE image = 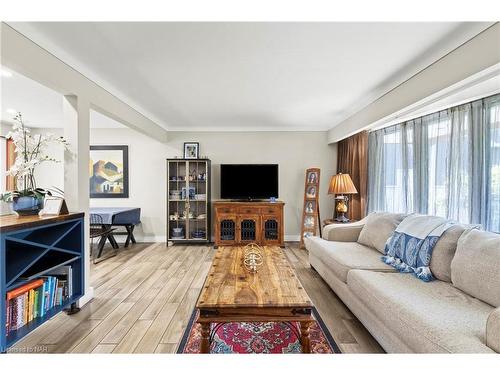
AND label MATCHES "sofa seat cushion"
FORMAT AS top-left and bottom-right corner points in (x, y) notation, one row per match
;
(347, 270), (494, 353)
(305, 237), (395, 283)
